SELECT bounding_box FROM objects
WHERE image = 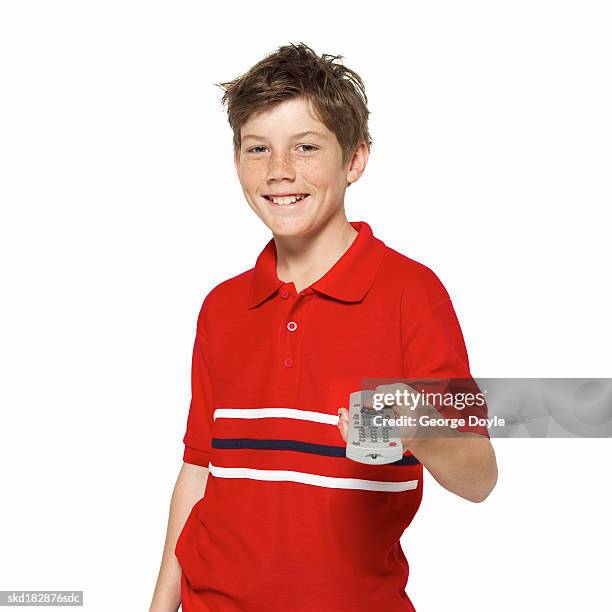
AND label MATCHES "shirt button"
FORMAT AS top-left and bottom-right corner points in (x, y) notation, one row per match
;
(286, 321), (298, 332)
(279, 288), (289, 299)
(283, 357), (293, 368)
